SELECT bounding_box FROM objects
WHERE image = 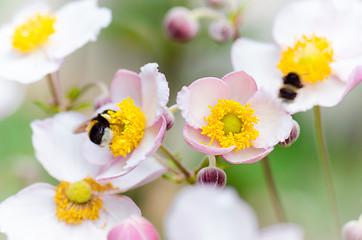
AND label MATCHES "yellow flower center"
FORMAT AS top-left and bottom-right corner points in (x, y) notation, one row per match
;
(55, 178), (117, 225)
(12, 12), (56, 53)
(277, 35), (334, 84)
(201, 99), (259, 151)
(108, 98), (146, 157)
